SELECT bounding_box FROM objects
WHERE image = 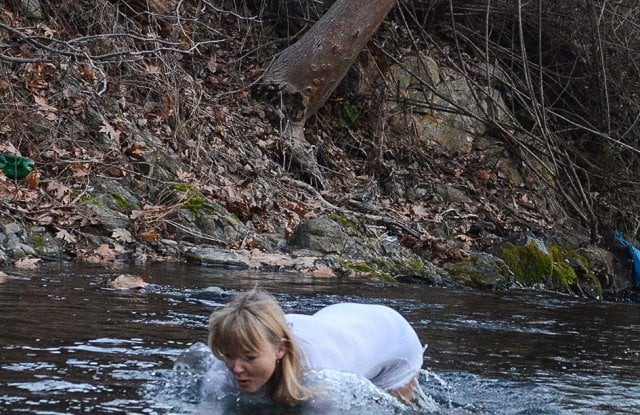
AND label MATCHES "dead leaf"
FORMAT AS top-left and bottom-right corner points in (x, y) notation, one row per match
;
(0, 143), (19, 154)
(112, 228), (134, 243)
(519, 193), (535, 209)
(107, 274), (149, 290)
(455, 234), (474, 243)
(15, 257), (41, 269)
(33, 95), (58, 120)
(207, 56), (217, 73)
(141, 230), (161, 243)
(99, 120), (120, 141)
(95, 244), (117, 261)
(46, 180), (70, 202)
(476, 169), (495, 184)
(39, 23), (57, 38)
(37, 215), (54, 225)
(55, 229), (76, 243)
(81, 63), (97, 83)
(70, 163), (90, 178)
(455, 234), (474, 250)
(24, 169), (40, 189)
(124, 145), (145, 159)
(130, 209), (145, 220)
(0, 79), (10, 94)
(177, 169), (195, 182)
(411, 204), (430, 220)
(144, 62), (162, 74)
